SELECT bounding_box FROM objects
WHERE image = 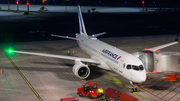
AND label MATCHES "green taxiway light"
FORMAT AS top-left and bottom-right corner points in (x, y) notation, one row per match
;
(163, 77), (170, 78)
(9, 50), (12, 53)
